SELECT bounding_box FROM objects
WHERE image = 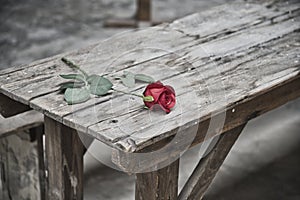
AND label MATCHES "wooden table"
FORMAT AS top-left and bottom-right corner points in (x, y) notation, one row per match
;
(0, 0), (299, 199)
